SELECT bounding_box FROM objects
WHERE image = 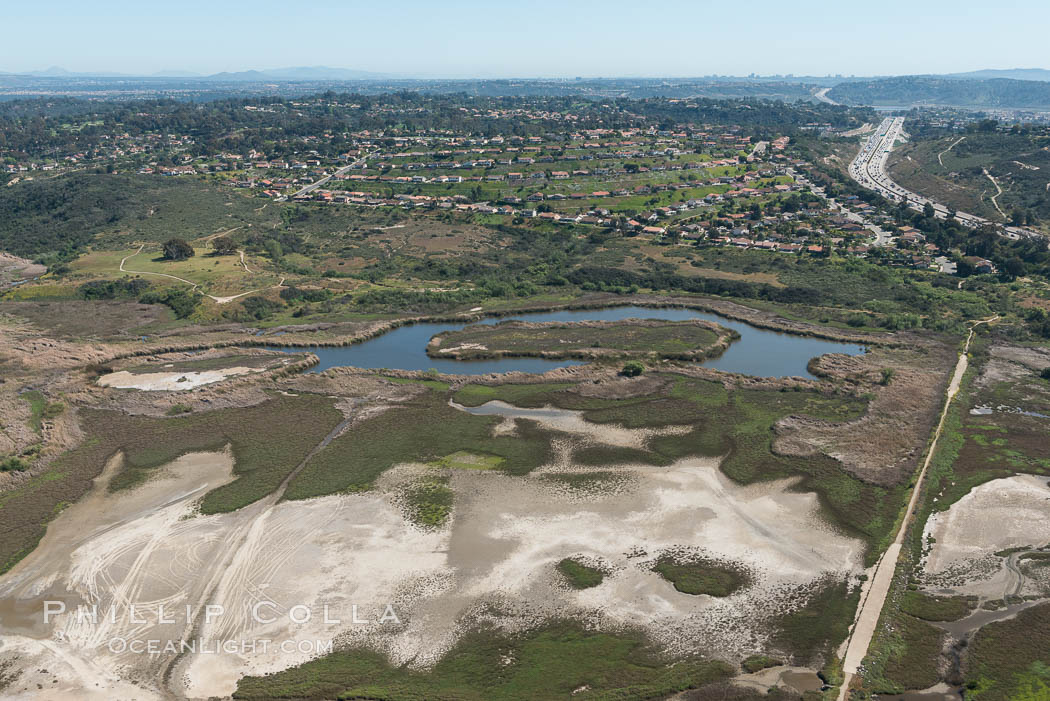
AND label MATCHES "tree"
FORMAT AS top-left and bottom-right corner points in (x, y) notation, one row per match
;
(211, 236), (237, 256)
(162, 238), (194, 261)
(620, 361), (644, 377)
(1000, 257), (1026, 281)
